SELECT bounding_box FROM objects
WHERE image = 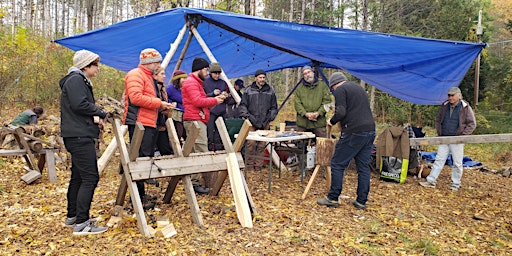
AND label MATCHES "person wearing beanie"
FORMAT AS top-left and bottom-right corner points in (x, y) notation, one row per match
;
(293, 65), (332, 139)
(59, 50), (108, 235)
(203, 62), (229, 151)
(191, 57), (210, 72)
(123, 48), (173, 209)
(166, 70), (188, 142)
(182, 57), (225, 194)
(317, 71), (375, 210)
(239, 69), (278, 171)
(254, 69), (266, 77)
(420, 87), (475, 191)
(226, 79), (245, 118)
